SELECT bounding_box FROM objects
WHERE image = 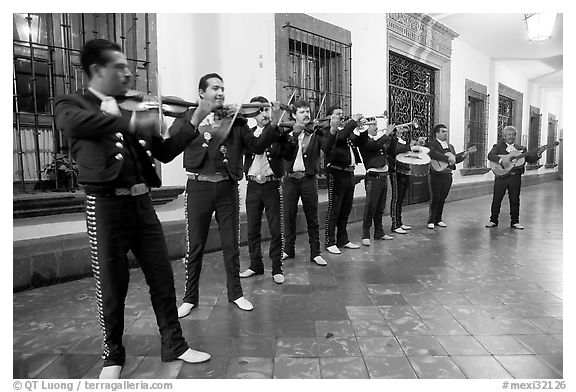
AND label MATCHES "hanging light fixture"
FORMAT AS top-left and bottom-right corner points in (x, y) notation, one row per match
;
(524, 13), (558, 42)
